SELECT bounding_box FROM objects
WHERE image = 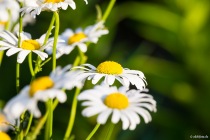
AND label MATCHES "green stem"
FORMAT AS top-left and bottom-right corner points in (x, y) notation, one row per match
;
(31, 14), (55, 81)
(24, 113), (33, 137)
(28, 52), (35, 77)
(105, 122), (115, 140)
(44, 14), (55, 45)
(102, 0), (116, 22)
(52, 11), (60, 70)
(16, 63), (20, 93)
(29, 99), (59, 140)
(86, 123), (101, 140)
(45, 99), (53, 140)
(64, 88), (81, 140)
(0, 51), (4, 67)
(16, 4), (23, 93)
